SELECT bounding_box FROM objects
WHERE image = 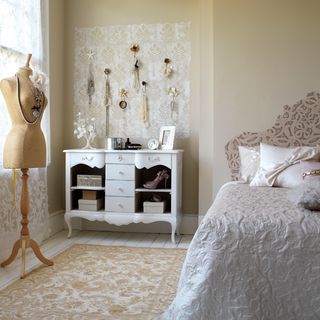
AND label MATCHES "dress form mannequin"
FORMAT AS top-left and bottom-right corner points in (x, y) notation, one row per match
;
(1, 54), (46, 168)
(0, 54), (53, 278)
